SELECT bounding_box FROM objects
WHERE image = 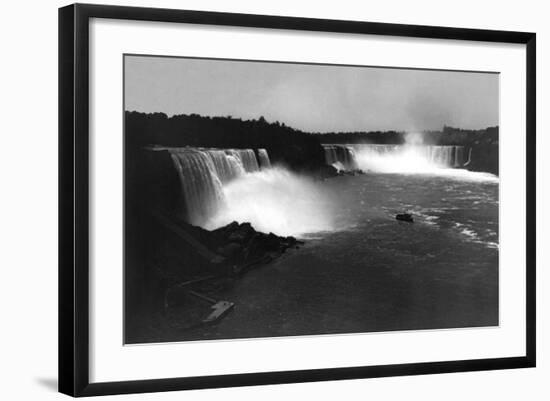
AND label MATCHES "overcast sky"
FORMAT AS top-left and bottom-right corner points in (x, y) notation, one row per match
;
(124, 55), (499, 133)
